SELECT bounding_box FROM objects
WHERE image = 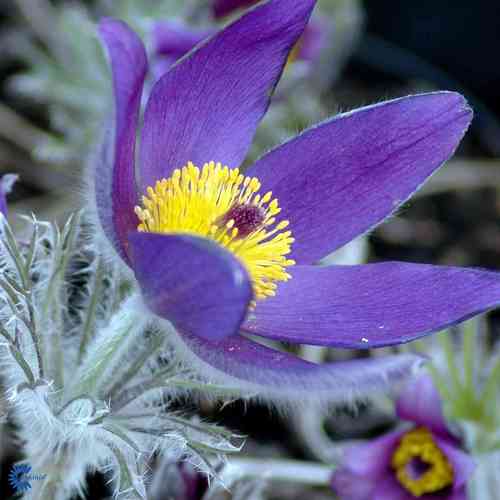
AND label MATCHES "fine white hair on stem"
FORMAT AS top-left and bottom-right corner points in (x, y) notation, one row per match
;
(0, 214), (241, 500)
